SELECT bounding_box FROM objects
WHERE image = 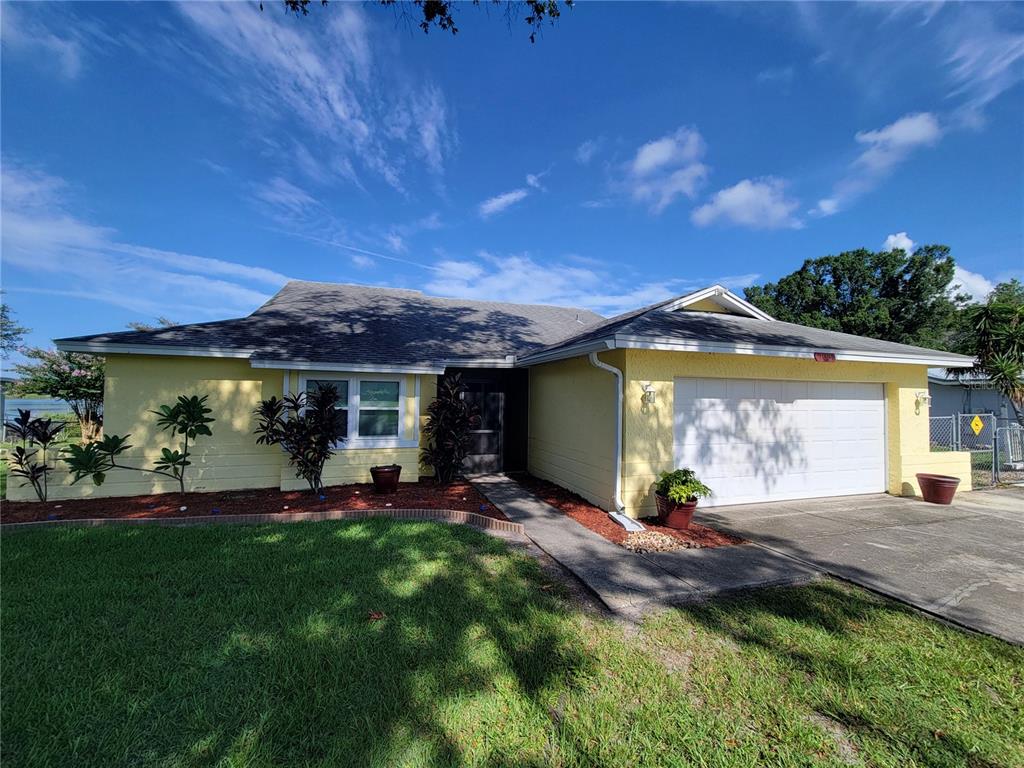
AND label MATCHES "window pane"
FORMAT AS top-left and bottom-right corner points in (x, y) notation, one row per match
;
(308, 379), (348, 404)
(335, 409), (349, 440)
(360, 380), (399, 407)
(358, 410), (399, 437)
